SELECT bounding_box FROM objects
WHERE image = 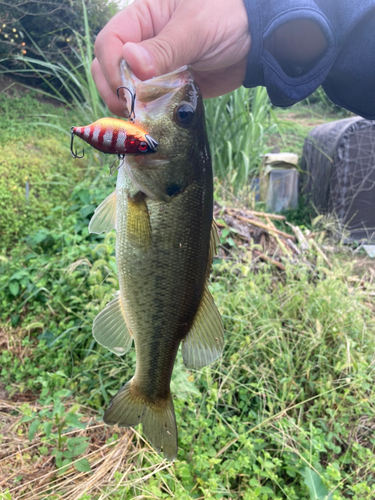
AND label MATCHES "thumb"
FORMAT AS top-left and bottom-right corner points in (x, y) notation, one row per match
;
(123, 26), (197, 81)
